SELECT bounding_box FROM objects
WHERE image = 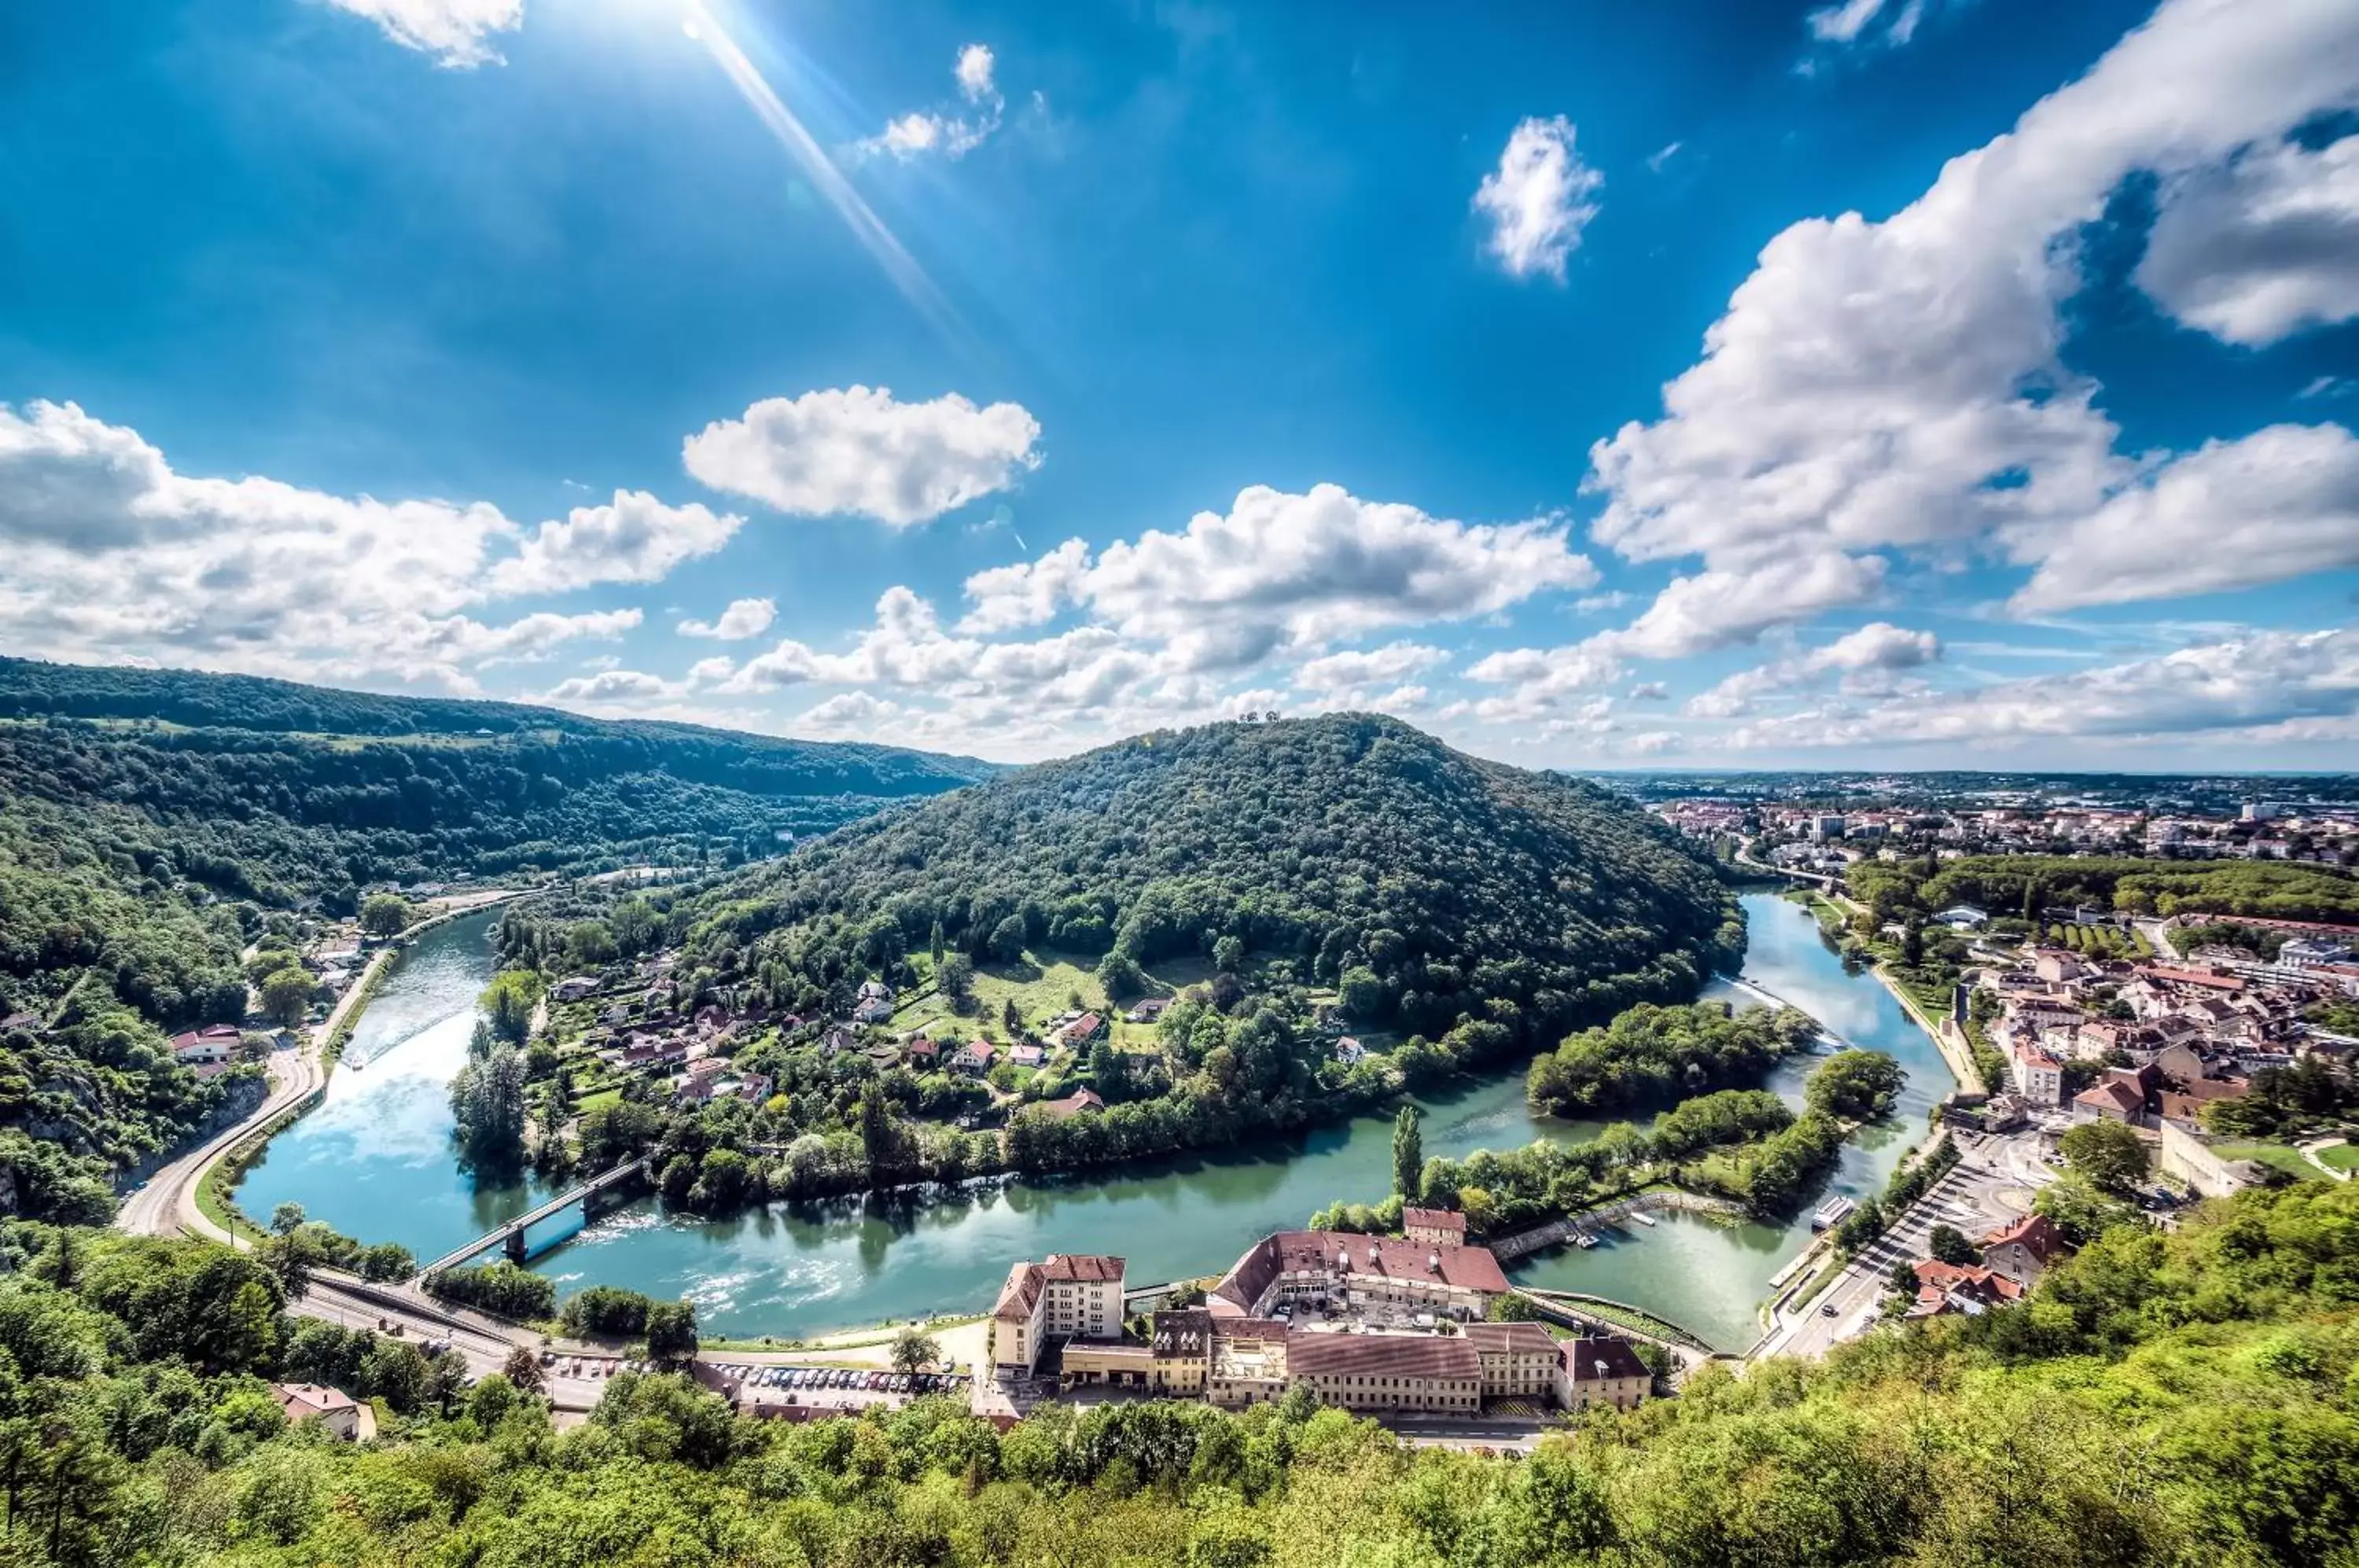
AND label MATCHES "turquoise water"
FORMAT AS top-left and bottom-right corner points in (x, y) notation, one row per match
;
(236, 893), (1953, 1348)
